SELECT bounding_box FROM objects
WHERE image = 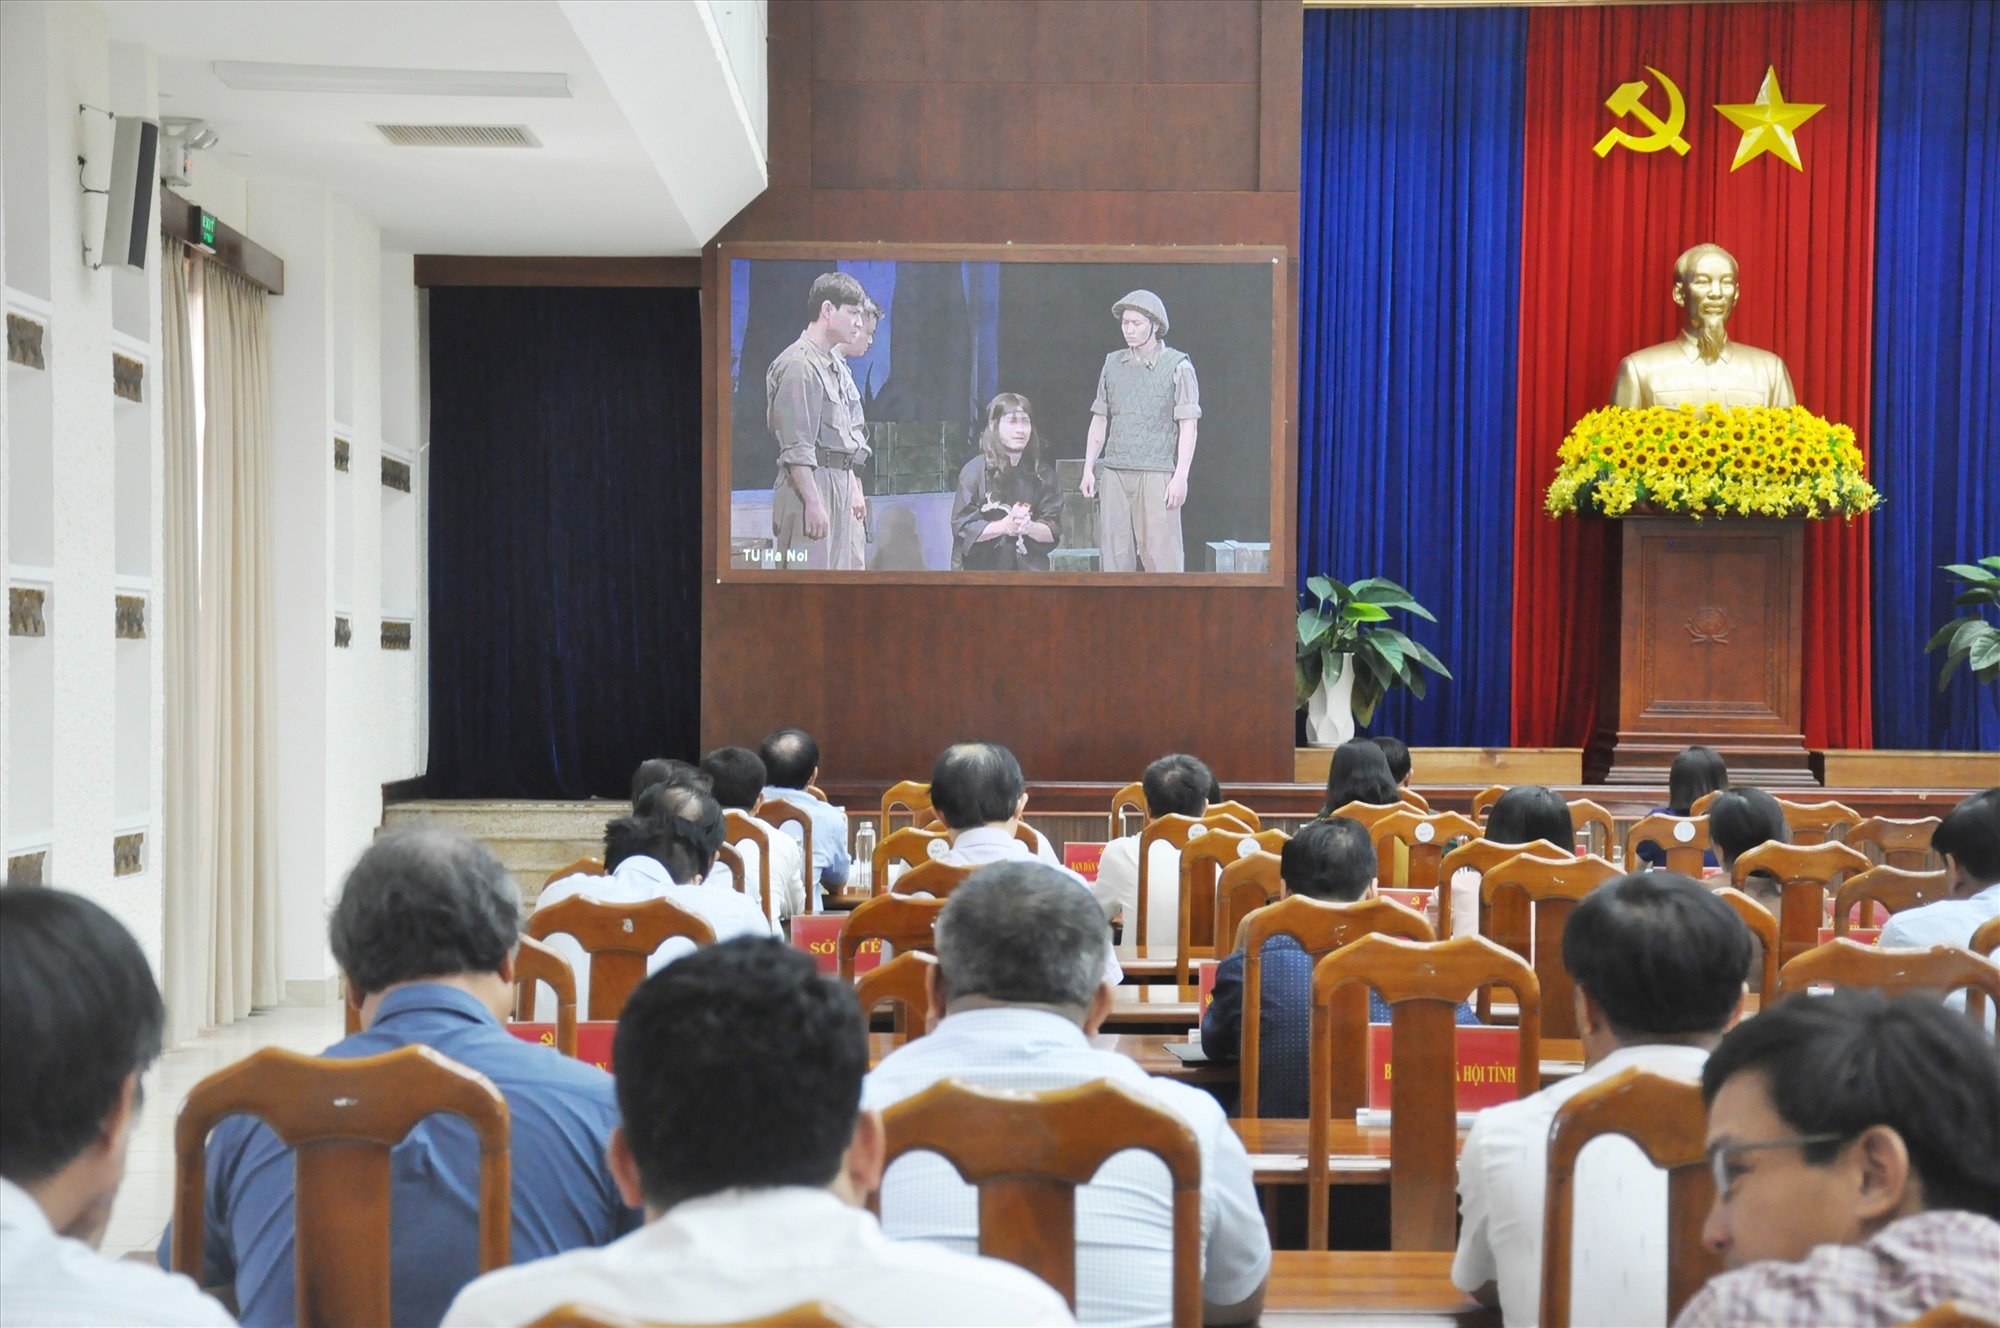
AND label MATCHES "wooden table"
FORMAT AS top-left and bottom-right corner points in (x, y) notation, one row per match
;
(1101, 986), (1201, 1031)
(1264, 1250), (1497, 1325)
